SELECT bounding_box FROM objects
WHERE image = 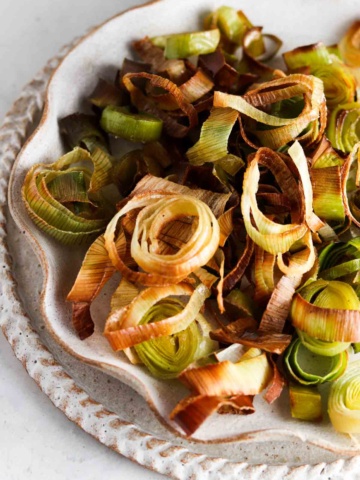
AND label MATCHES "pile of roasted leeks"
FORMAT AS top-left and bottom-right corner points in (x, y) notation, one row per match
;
(22, 6), (360, 436)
